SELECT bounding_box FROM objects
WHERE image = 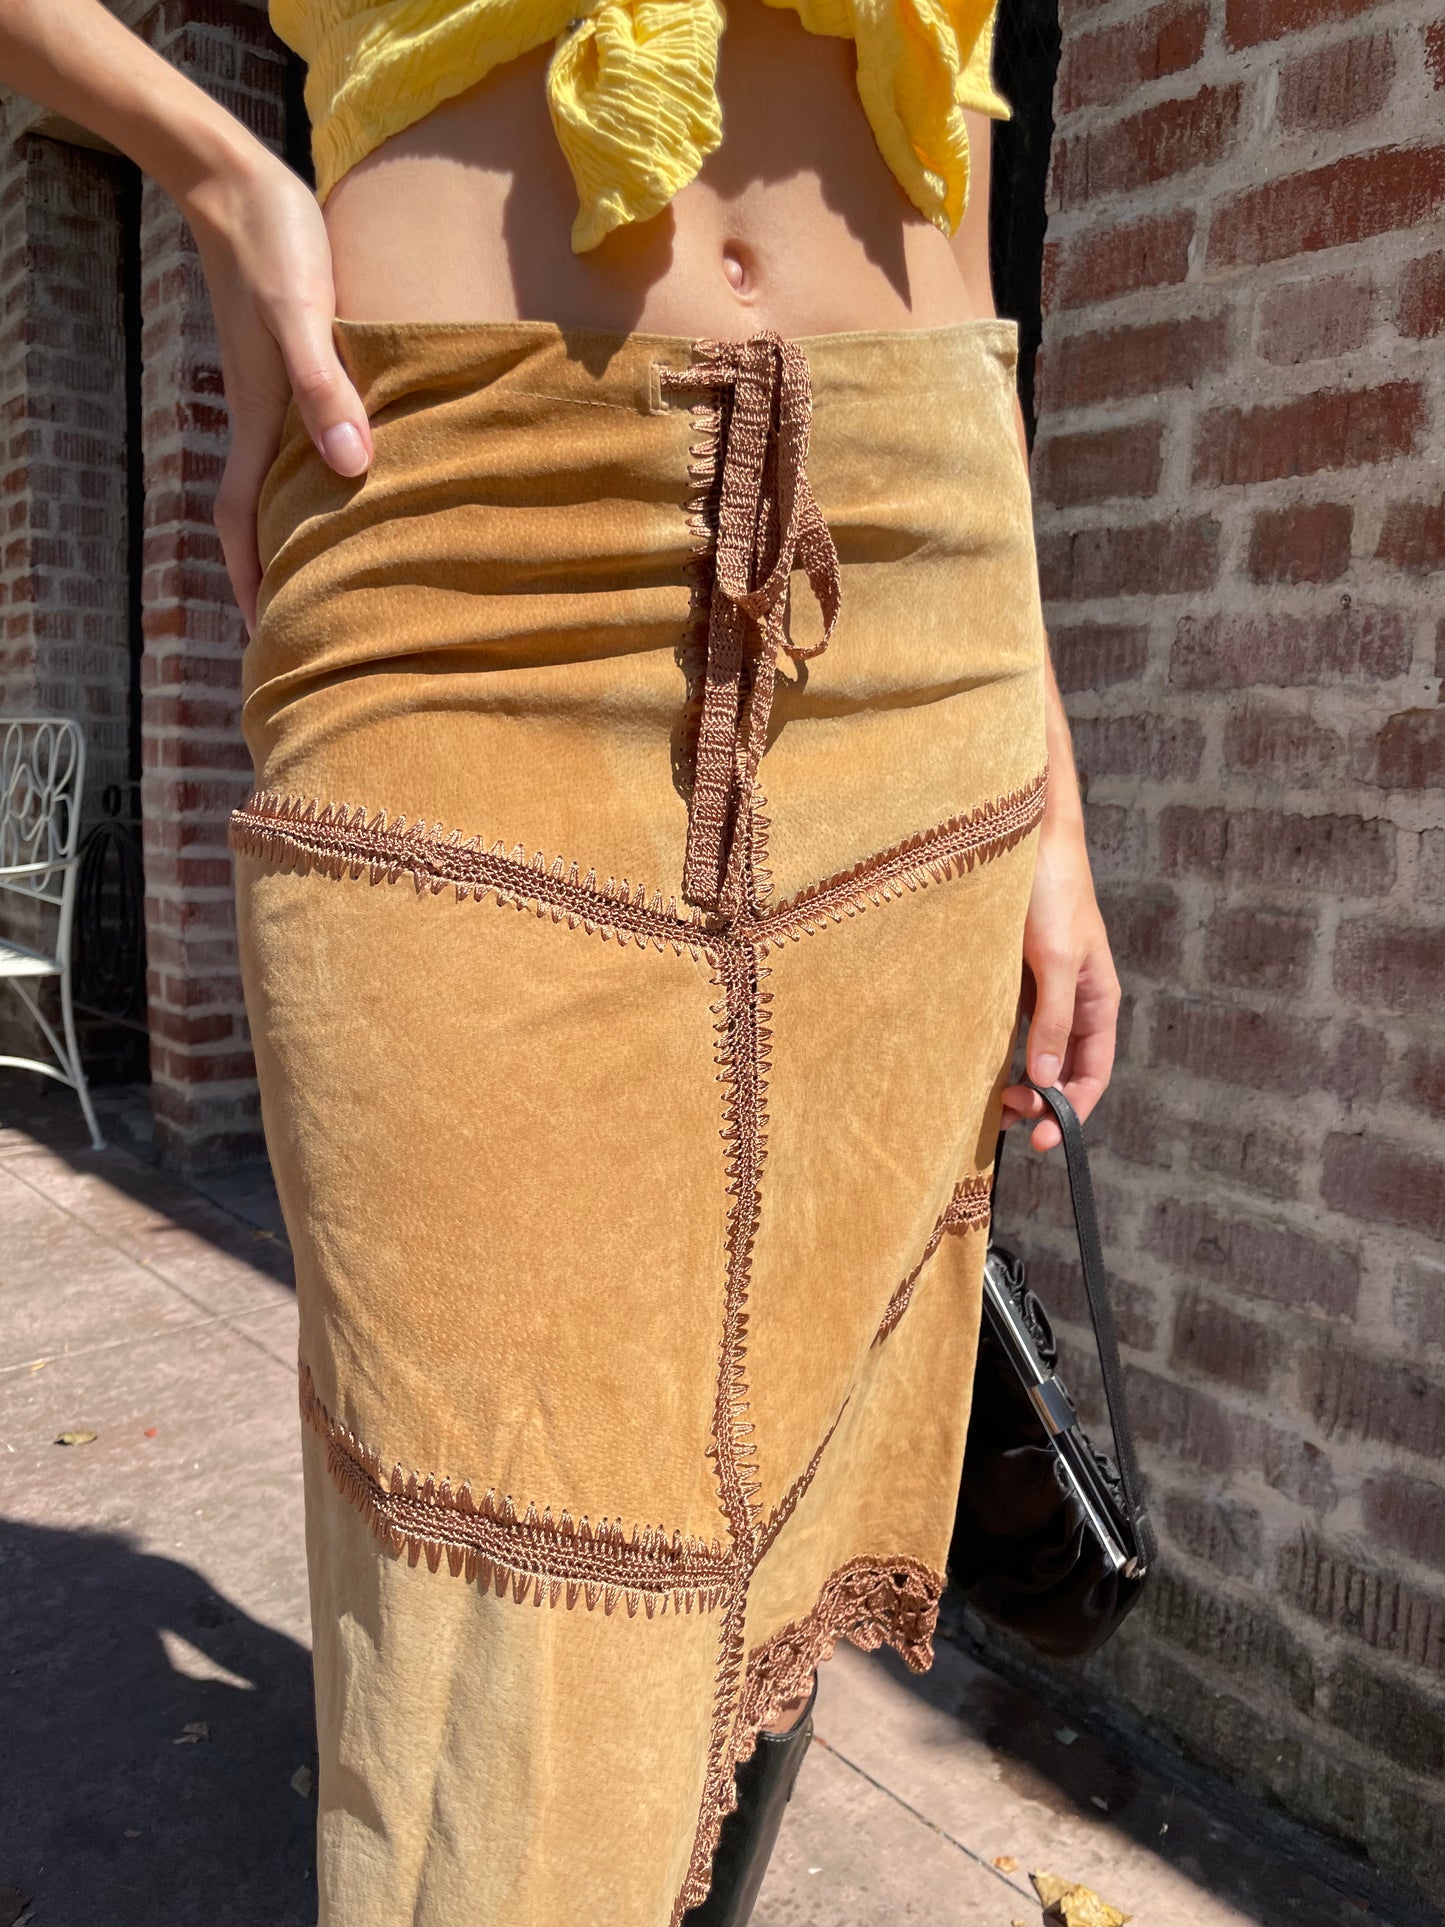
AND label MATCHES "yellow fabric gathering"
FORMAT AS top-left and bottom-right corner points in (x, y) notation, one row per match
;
(267, 0), (1012, 253)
